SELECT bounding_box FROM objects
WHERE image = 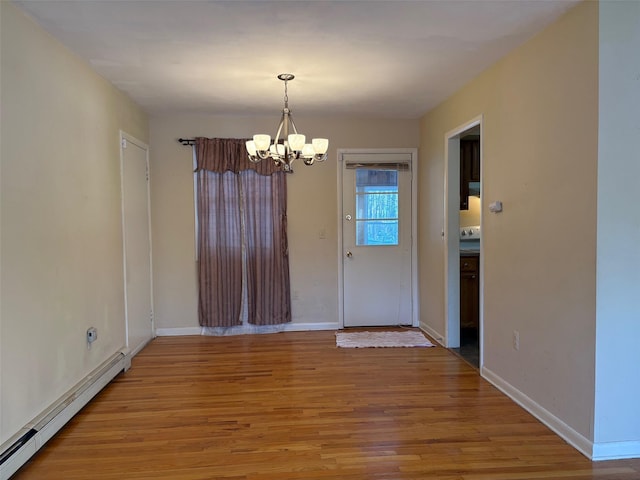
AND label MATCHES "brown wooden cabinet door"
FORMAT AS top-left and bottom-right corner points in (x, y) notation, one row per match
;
(460, 139), (480, 210)
(460, 256), (479, 330)
(468, 140), (480, 182)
